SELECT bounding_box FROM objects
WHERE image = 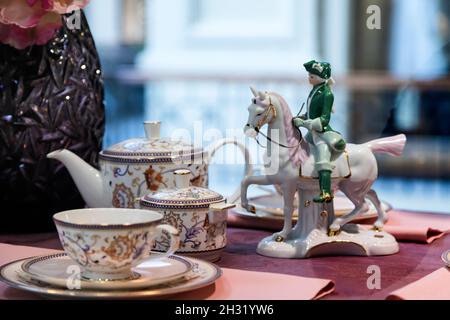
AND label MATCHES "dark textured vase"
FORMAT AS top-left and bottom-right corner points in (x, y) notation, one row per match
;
(0, 12), (105, 233)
